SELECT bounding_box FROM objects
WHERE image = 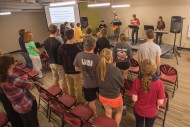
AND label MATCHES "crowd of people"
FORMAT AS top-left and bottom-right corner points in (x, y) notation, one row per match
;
(0, 21), (165, 127)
